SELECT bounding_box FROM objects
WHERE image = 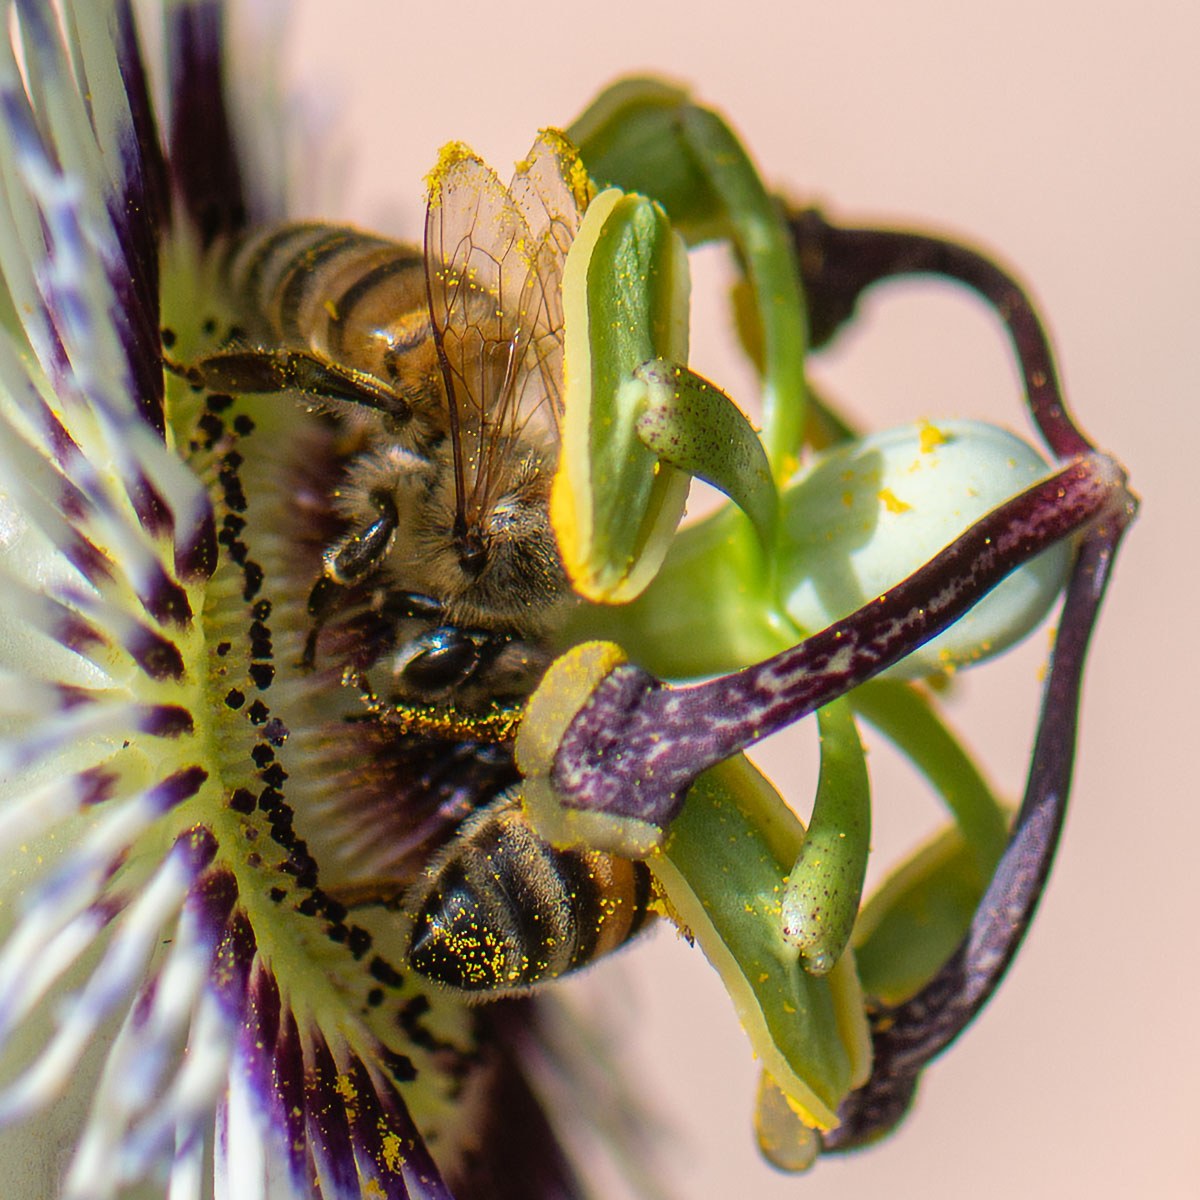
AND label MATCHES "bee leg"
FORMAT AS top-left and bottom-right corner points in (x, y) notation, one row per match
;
(331, 591), (447, 676)
(301, 575), (345, 669)
(301, 489), (400, 668)
(375, 590), (445, 623)
(166, 347), (412, 422)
